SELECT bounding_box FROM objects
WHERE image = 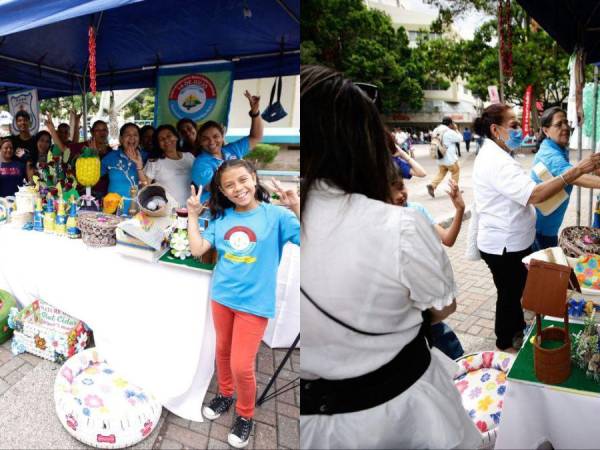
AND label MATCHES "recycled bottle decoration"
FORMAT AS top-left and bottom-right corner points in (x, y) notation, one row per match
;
(169, 208), (191, 260)
(43, 193), (56, 233)
(75, 147), (101, 209)
(33, 196), (44, 232)
(55, 199), (67, 236)
(128, 186), (138, 218)
(66, 197), (81, 239)
(522, 259), (582, 384)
